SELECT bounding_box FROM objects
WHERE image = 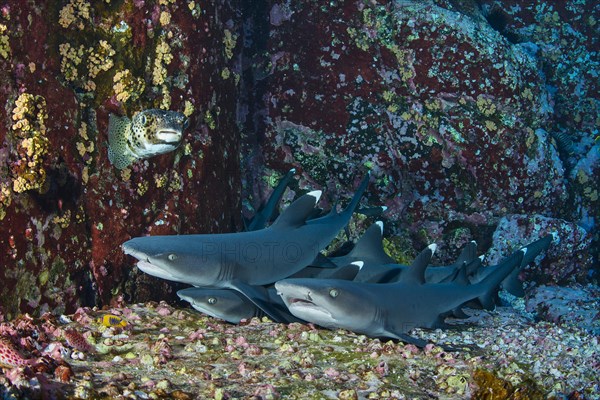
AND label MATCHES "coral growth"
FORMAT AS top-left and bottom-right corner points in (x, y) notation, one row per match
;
(9, 93), (49, 194)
